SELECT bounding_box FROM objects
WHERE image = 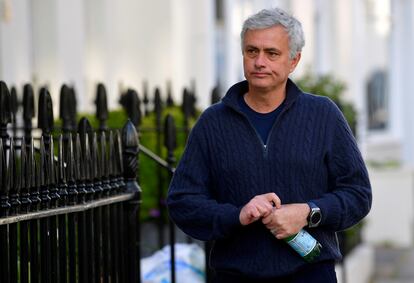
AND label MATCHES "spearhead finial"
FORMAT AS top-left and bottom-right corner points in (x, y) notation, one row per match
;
(154, 87), (162, 116)
(119, 89), (141, 127)
(0, 81), (11, 139)
(0, 138), (11, 215)
(23, 84), (35, 122)
(0, 139), (5, 194)
(166, 80), (174, 106)
(164, 114), (177, 153)
(121, 120), (139, 194)
(96, 83), (108, 131)
(211, 85), (221, 105)
(10, 86), (18, 122)
(60, 84), (73, 132)
(38, 87), (54, 136)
